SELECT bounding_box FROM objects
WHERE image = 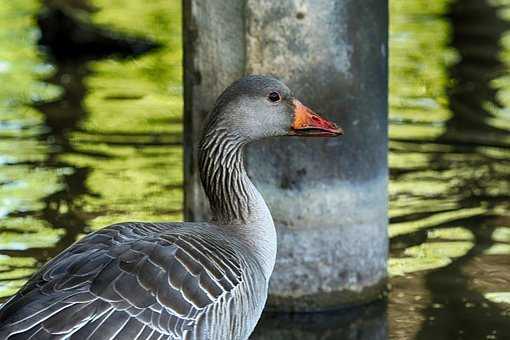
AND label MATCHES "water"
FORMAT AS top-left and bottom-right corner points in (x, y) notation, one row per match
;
(0, 0), (509, 339)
